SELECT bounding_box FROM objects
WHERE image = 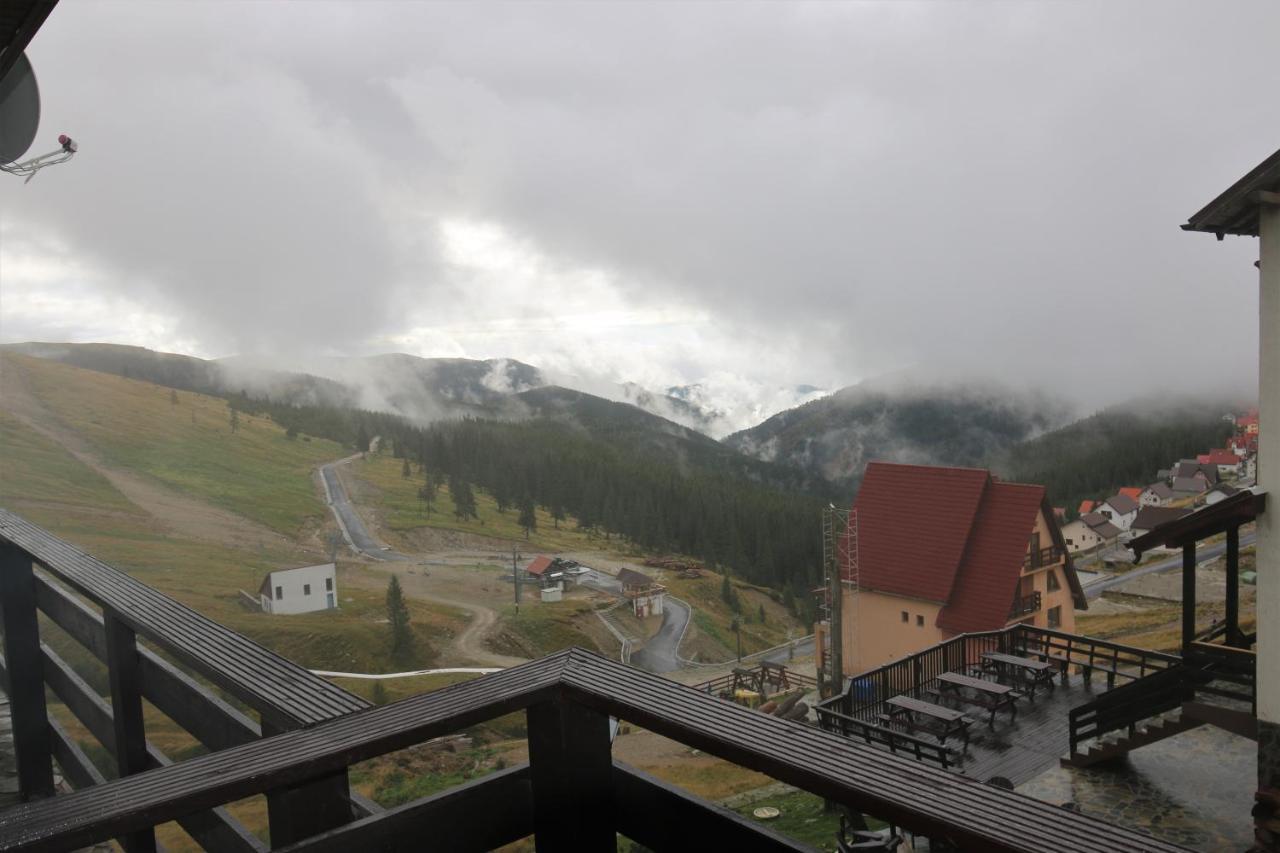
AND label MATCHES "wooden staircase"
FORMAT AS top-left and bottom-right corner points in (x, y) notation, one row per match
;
(1063, 711), (1203, 768)
(1063, 642), (1257, 769)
